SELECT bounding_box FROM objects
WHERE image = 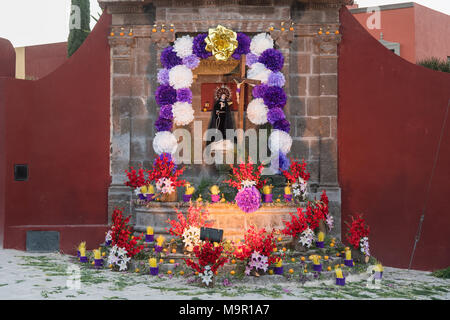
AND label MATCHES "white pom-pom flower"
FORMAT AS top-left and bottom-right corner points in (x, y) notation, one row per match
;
(247, 62), (271, 84)
(153, 131), (178, 155)
(250, 33), (274, 56)
(173, 35), (193, 58)
(169, 65), (193, 89)
(247, 98), (268, 125)
(172, 101), (194, 126)
(269, 129), (292, 154)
